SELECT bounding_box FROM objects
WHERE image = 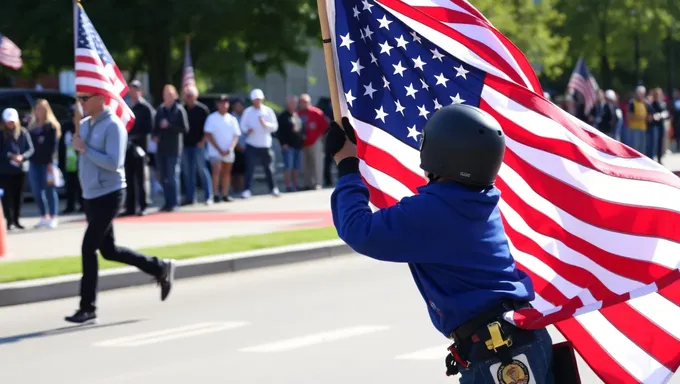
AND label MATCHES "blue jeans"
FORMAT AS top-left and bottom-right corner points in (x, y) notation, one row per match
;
(181, 146), (212, 202)
(282, 148), (302, 171)
(626, 128), (646, 153)
(28, 163), (58, 216)
(156, 153), (180, 209)
(459, 328), (554, 384)
(645, 125), (660, 159)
